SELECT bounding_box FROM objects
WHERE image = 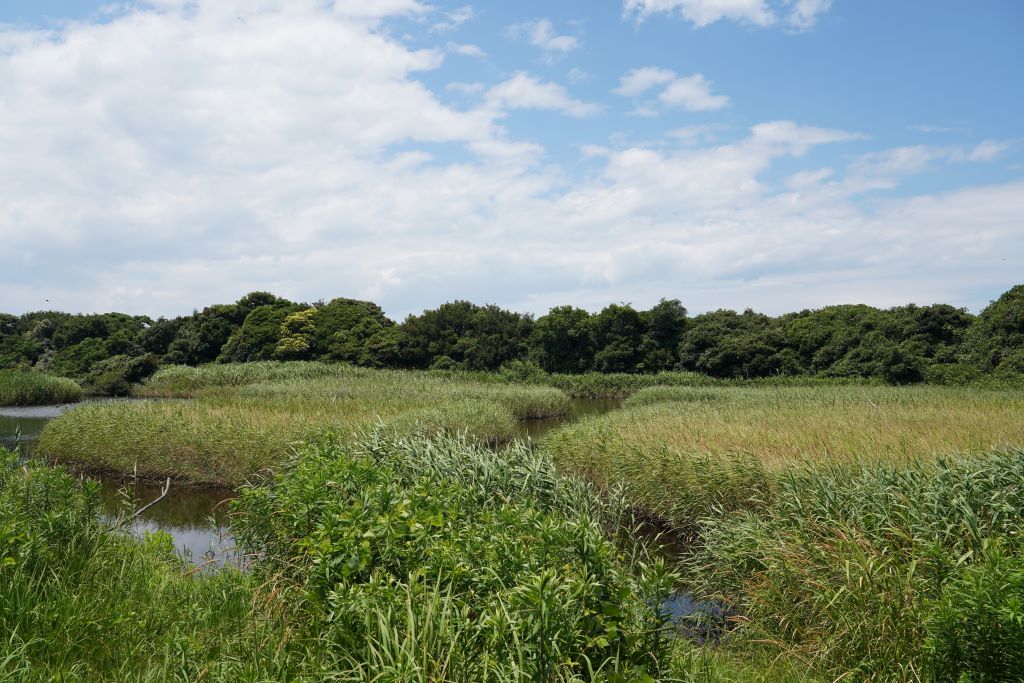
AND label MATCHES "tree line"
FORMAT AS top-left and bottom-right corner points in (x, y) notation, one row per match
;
(2, 286), (1022, 393)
